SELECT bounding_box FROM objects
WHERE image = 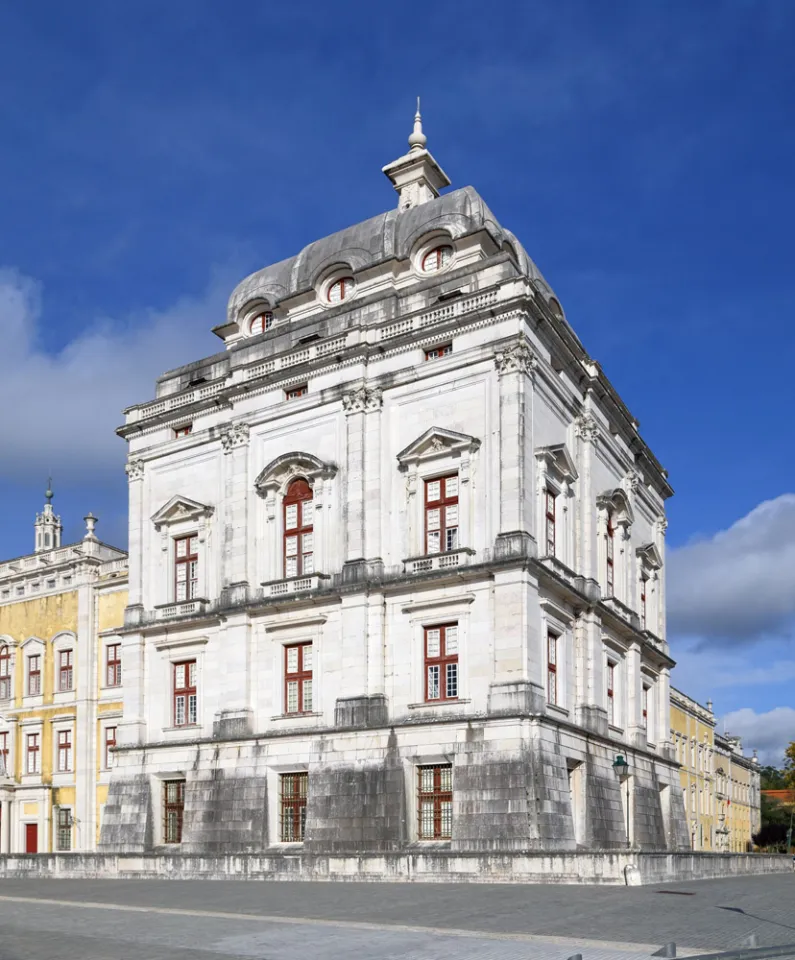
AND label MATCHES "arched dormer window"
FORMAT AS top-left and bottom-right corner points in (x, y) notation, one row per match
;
(250, 311), (273, 335)
(327, 277), (354, 304)
(421, 245), (453, 273)
(0, 644), (11, 700)
(283, 479), (314, 578)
